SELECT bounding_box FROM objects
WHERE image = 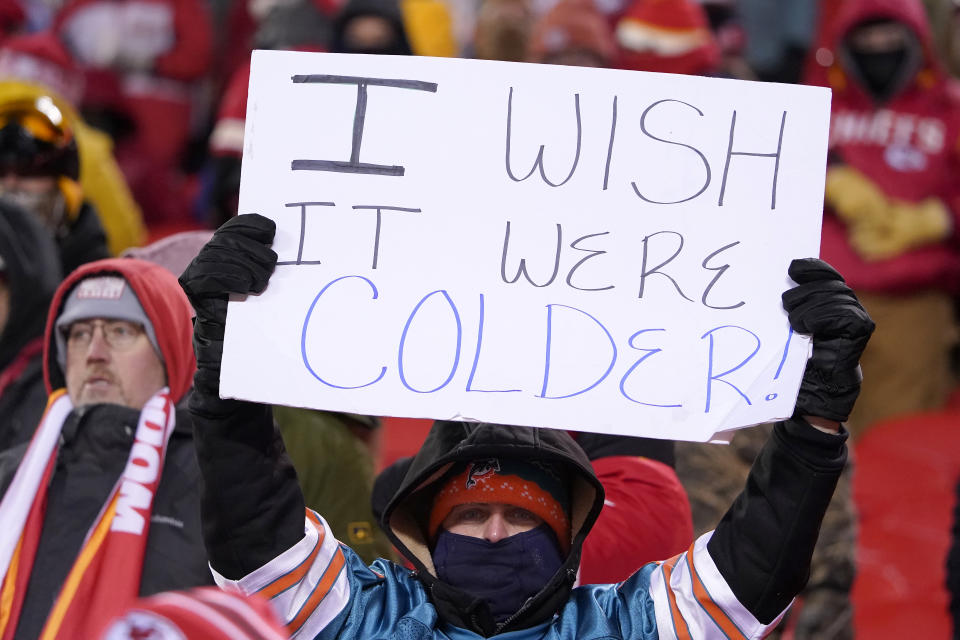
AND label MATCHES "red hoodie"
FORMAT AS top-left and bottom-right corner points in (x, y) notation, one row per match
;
(42, 257), (196, 404)
(807, 0), (960, 294)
